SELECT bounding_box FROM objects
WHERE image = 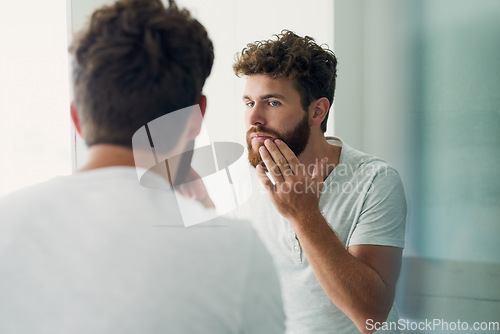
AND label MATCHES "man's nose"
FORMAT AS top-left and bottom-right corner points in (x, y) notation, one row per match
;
(247, 103), (266, 126)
